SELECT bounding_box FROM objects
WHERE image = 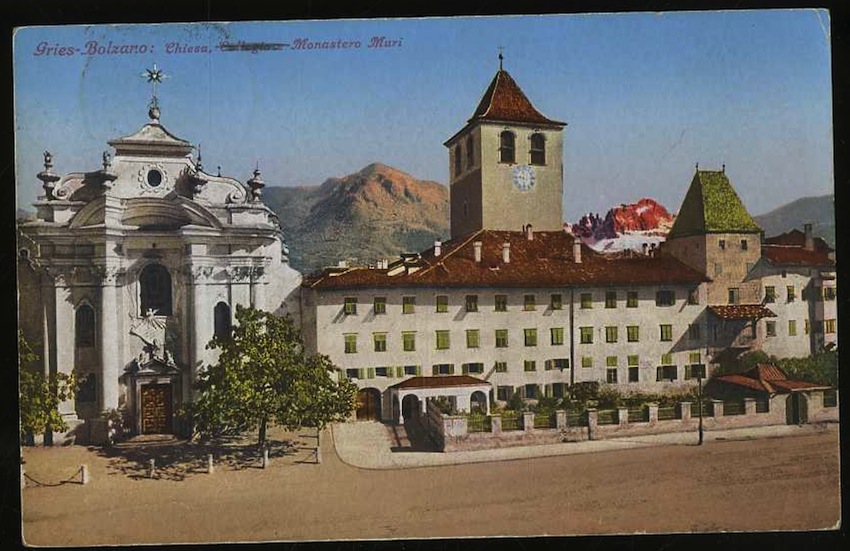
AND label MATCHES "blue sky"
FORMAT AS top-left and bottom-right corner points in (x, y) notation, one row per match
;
(14, 10), (833, 221)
